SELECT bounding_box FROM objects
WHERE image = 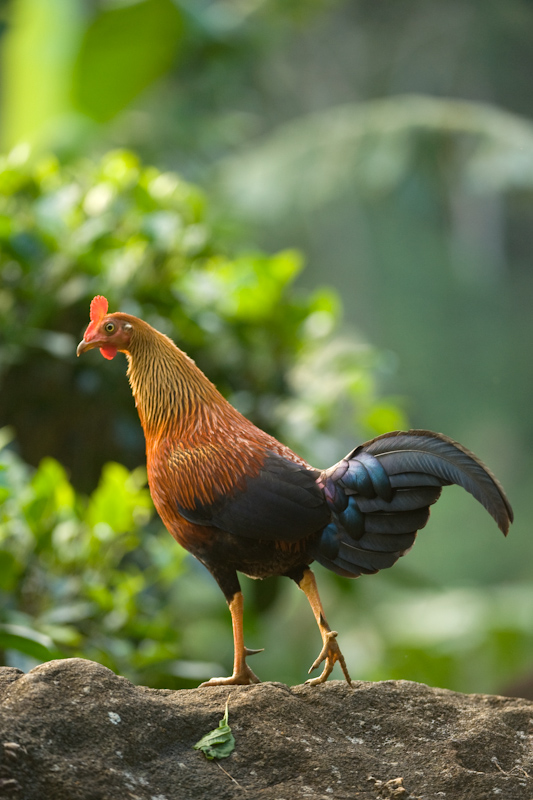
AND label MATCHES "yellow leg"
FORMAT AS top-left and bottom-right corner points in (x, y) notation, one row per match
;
(200, 591), (262, 687)
(298, 569), (352, 686)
